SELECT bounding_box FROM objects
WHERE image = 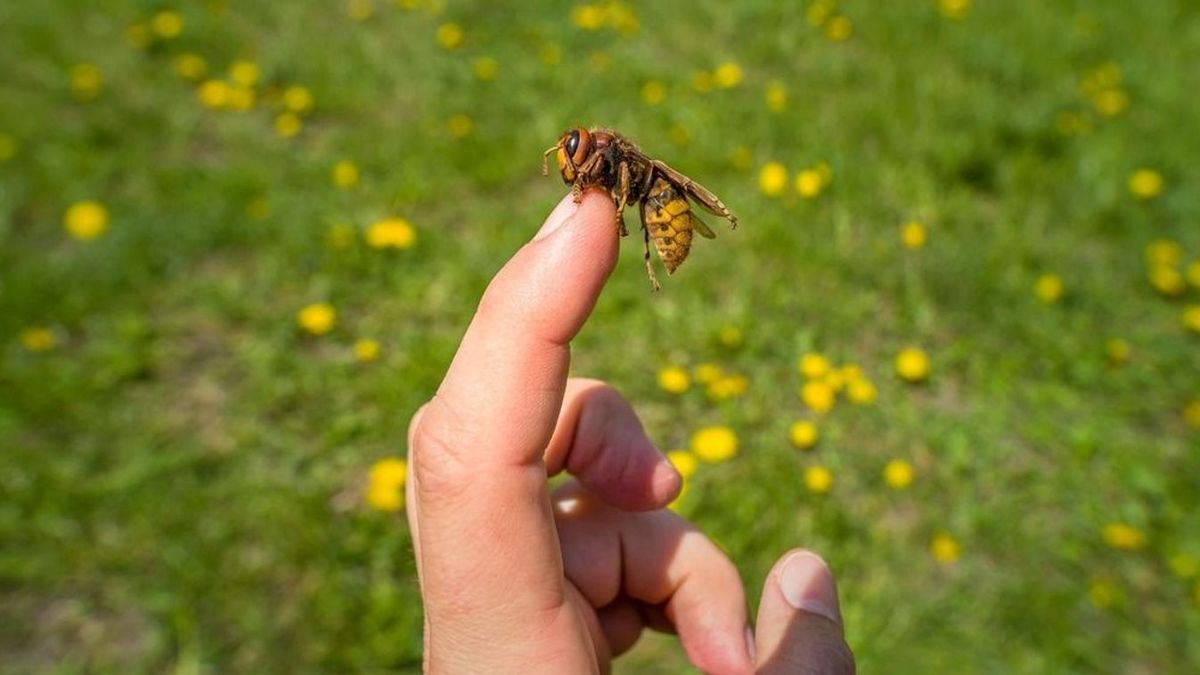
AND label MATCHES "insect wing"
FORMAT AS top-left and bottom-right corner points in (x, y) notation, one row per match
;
(650, 159), (737, 226)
